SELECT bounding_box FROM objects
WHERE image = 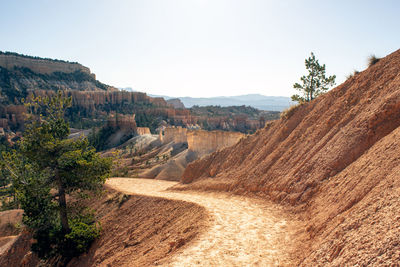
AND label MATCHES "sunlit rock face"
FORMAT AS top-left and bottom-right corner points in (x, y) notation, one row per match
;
(137, 127), (151, 135)
(187, 130), (243, 155)
(161, 126), (244, 155)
